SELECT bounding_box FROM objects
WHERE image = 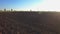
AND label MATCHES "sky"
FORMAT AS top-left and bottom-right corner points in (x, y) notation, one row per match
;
(0, 0), (60, 11)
